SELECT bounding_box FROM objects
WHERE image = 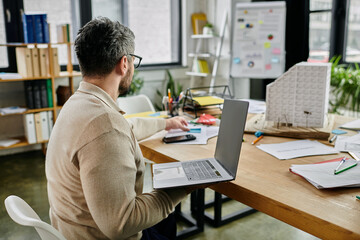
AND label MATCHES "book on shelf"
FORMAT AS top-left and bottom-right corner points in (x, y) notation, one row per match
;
(39, 111), (50, 141)
(47, 111), (54, 135)
(197, 59), (210, 73)
(24, 81), (34, 109)
(57, 24), (70, 43)
(23, 113), (37, 144)
(15, 47), (33, 78)
(24, 80), (50, 109)
(30, 48), (40, 78)
(39, 80), (48, 108)
(22, 13), (49, 43)
(32, 80), (42, 109)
